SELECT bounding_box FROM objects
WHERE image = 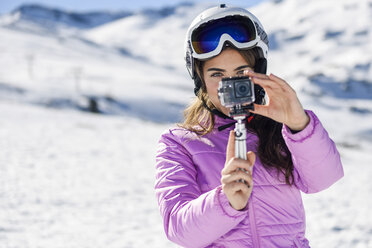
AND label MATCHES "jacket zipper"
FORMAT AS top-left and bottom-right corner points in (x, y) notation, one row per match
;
(248, 197), (260, 248)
